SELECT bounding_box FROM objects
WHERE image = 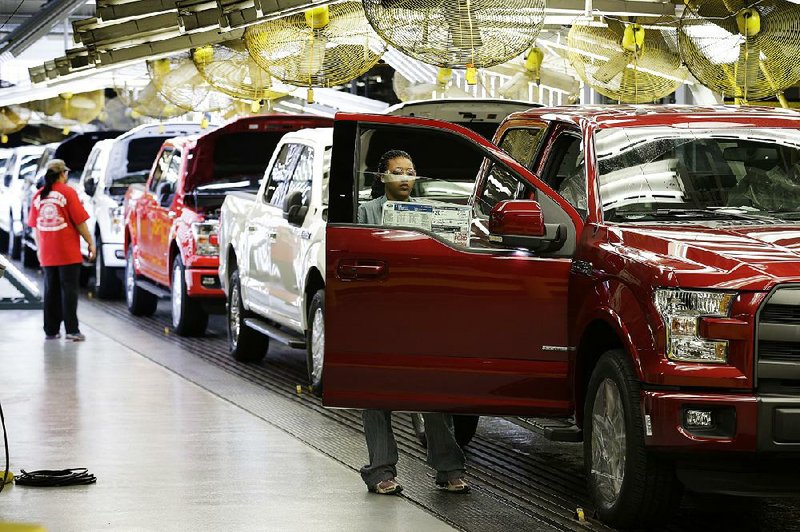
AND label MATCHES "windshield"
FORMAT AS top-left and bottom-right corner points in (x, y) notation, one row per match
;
(596, 127), (800, 222)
